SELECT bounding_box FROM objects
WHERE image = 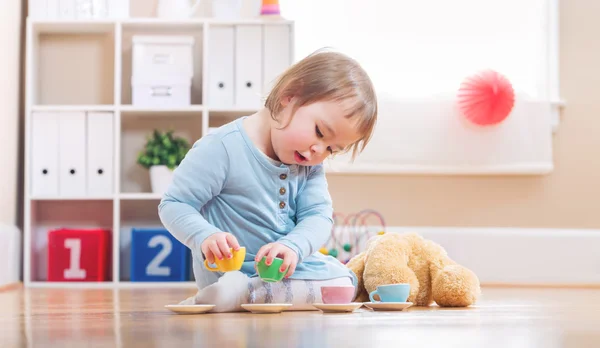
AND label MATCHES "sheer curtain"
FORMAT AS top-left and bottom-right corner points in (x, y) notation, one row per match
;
(280, 0), (560, 174)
